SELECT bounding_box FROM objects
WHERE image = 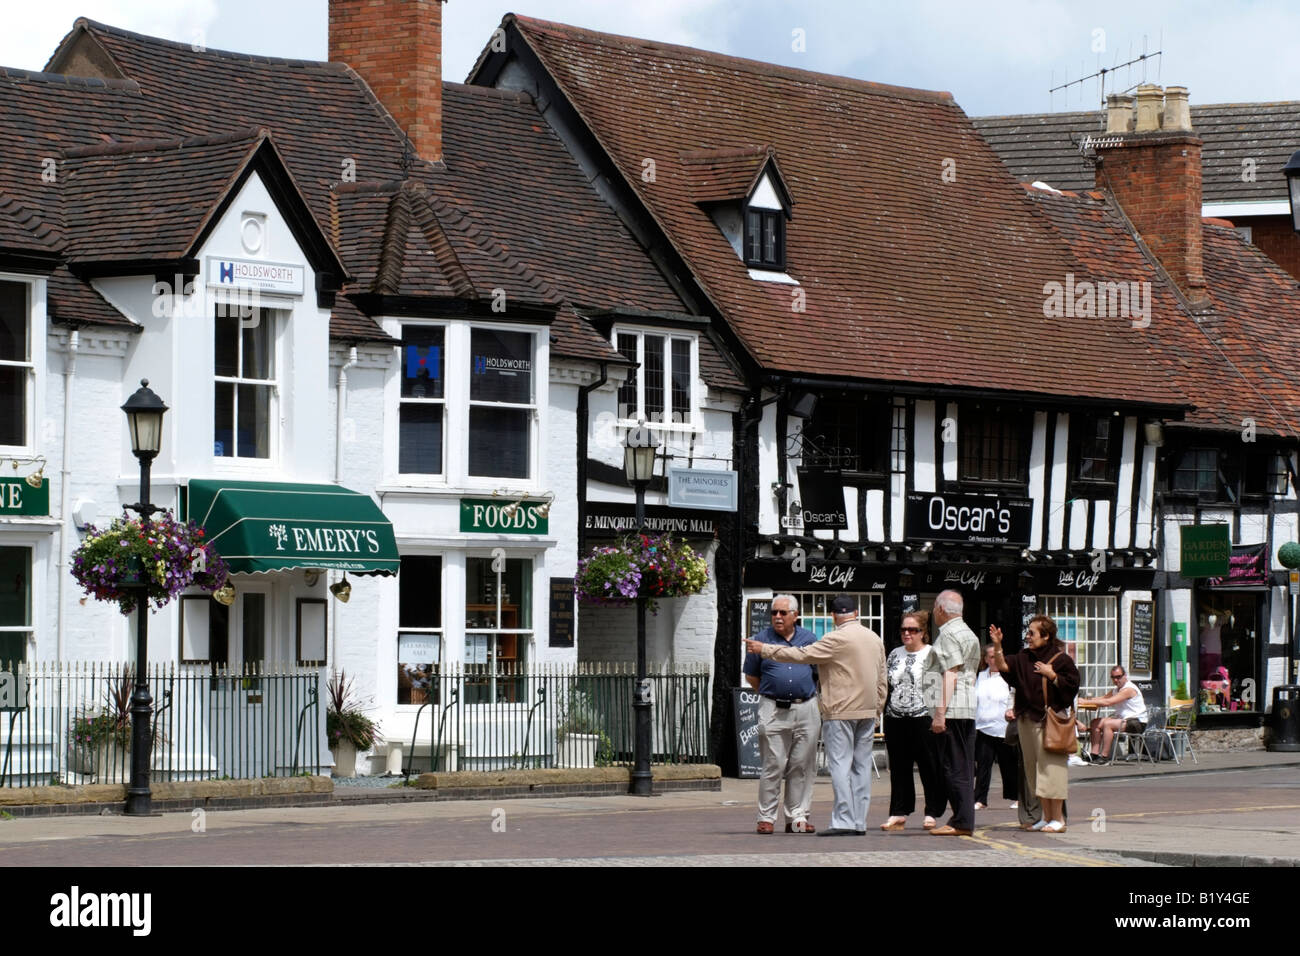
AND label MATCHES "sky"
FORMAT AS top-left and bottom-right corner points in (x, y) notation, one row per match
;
(2, 0), (1299, 117)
